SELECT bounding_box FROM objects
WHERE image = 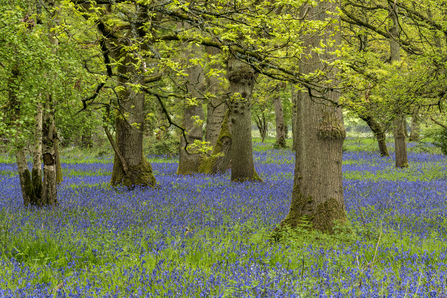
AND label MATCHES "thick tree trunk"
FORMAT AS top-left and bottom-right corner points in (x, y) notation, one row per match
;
(107, 44), (156, 187)
(110, 79), (156, 187)
(205, 46), (227, 149)
(409, 113), (420, 141)
(227, 57), (262, 182)
(199, 109), (232, 174)
(280, 2), (346, 234)
(390, 5), (408, 168)
(273, 93), (286, 149)
(359, 114), (389, 157)
(41, 95), (58, 206)
(177, 44), (205, 175)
